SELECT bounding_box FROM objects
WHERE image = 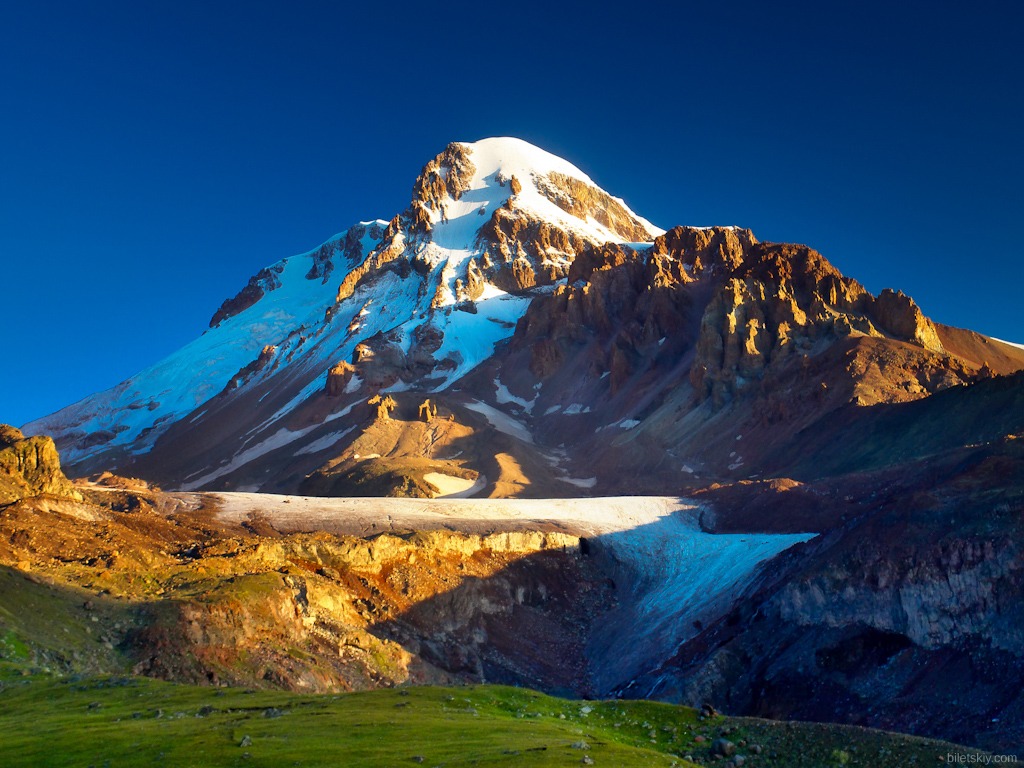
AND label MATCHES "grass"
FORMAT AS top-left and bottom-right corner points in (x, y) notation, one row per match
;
(0, 667), (993, 768)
